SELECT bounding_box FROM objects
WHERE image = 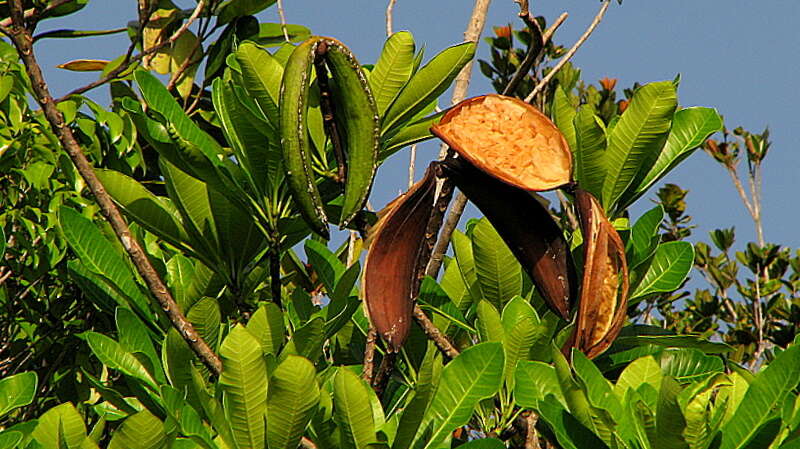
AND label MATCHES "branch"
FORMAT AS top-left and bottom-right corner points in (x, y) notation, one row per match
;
(386, 0), (397, 36)
(425, 190), (467, 279)
(276, 0), (290, 42)
(0, 0), (74, 28)
(2, 0), (222, 376)
(525, 0), (611, 103)
(503, 11), (567, 96)
(53, 0), (206, 103)
(413, 304), (460, 358)
(362, 327), (378, 383)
